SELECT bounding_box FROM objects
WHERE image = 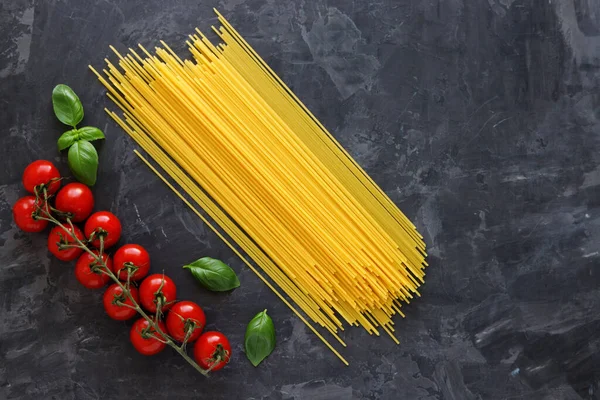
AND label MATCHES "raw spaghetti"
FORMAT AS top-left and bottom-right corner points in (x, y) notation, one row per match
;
(90, 9), (427, 363)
